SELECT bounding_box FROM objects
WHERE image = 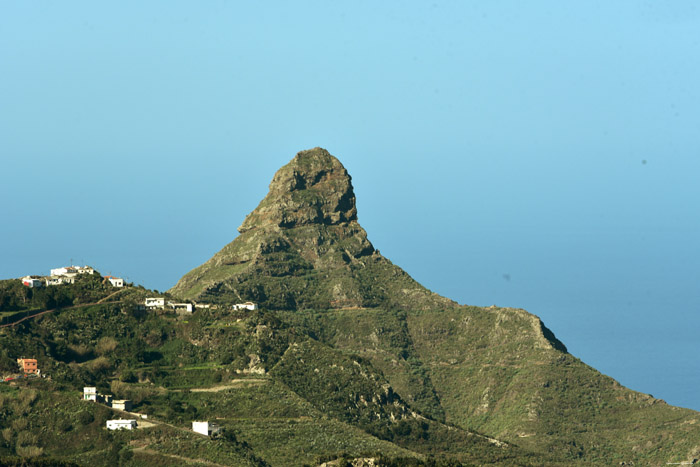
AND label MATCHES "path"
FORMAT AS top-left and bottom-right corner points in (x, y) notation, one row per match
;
(0, 300), (123, 328)
(131, 446), (231, 467)
(186, 378), (268, 392)
(97, 288), (129, 304)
